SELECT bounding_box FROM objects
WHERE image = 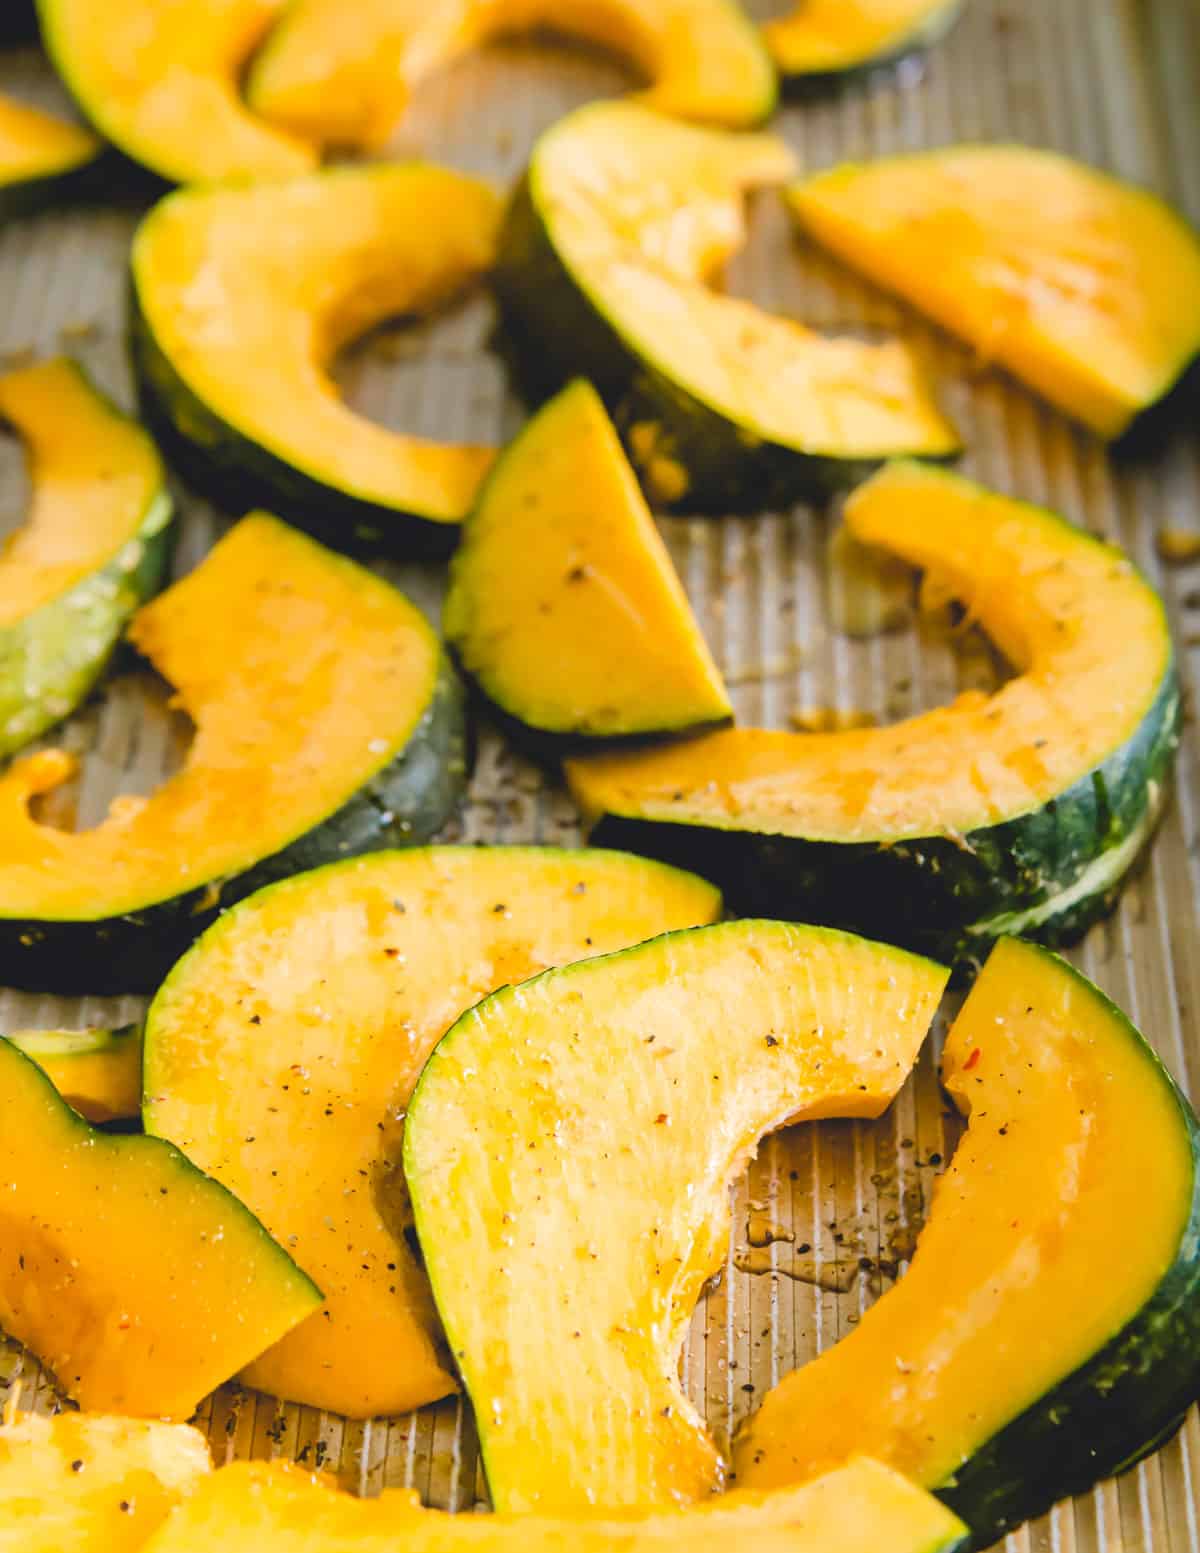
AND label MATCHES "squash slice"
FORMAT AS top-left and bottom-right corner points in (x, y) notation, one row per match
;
(0, 1037), (321, 1418)
(131, 167), (500, 554)
(247, 0), (777, 151)
(736, 937), (1200, 1546)
(567, 461), (1179, 962)
(788, 145), (1200, 438)
(444, 380), (731, 747)
(0, 1410), (210, 1553)
(6, 1022), (141, 1122)
(0, 513), (466, 994)
(405, 919), (947, 1512)
(35, 0), (315, 185)
(0, 357), (172, 758)
(0, 93), (100, 219)
(764, 0), (963, 83)
(143, 846), (720, 1418)
(139, 1457), (968, 1553)
(496, 103), (959, 514)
